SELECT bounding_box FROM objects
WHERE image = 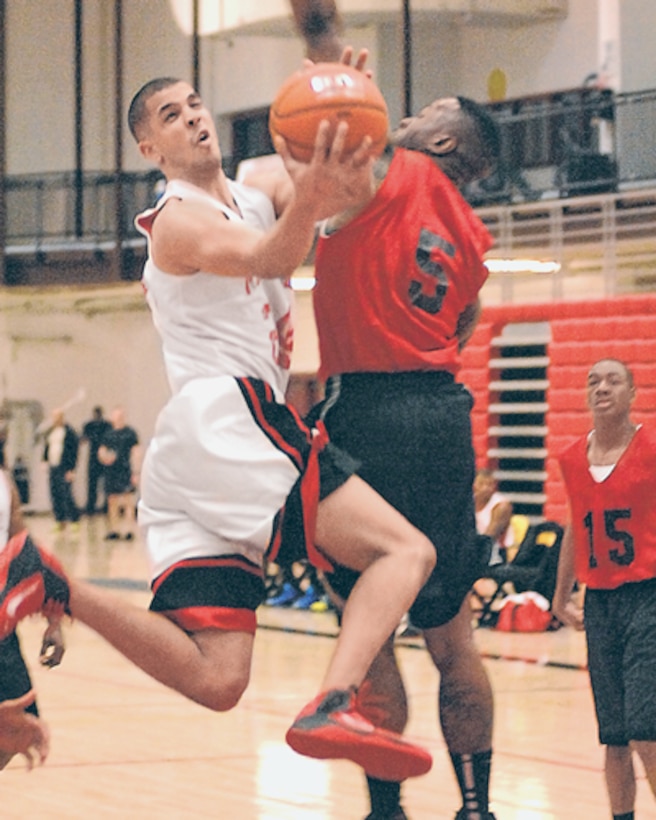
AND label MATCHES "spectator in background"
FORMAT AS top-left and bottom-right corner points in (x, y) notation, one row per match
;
(42, 409), (80, 532)
(11, 456), (30, 506)
(474, 468), (513, 566)
(97, 407), (140, 541)
(81, 406), (112, 515)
